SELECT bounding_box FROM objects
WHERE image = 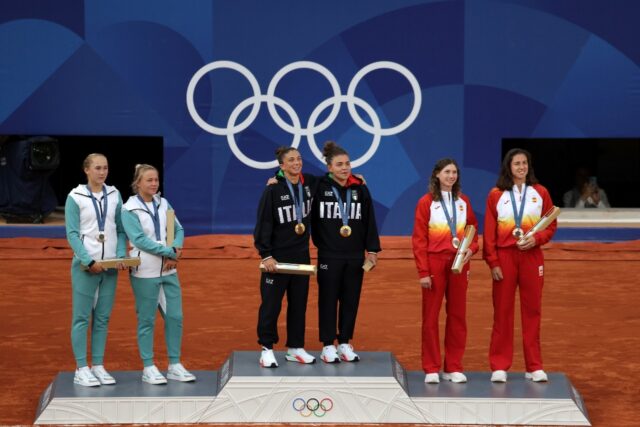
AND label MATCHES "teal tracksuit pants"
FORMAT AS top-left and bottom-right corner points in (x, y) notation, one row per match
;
(70, 258), (118, 367)
(130, 273), (183, 367)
